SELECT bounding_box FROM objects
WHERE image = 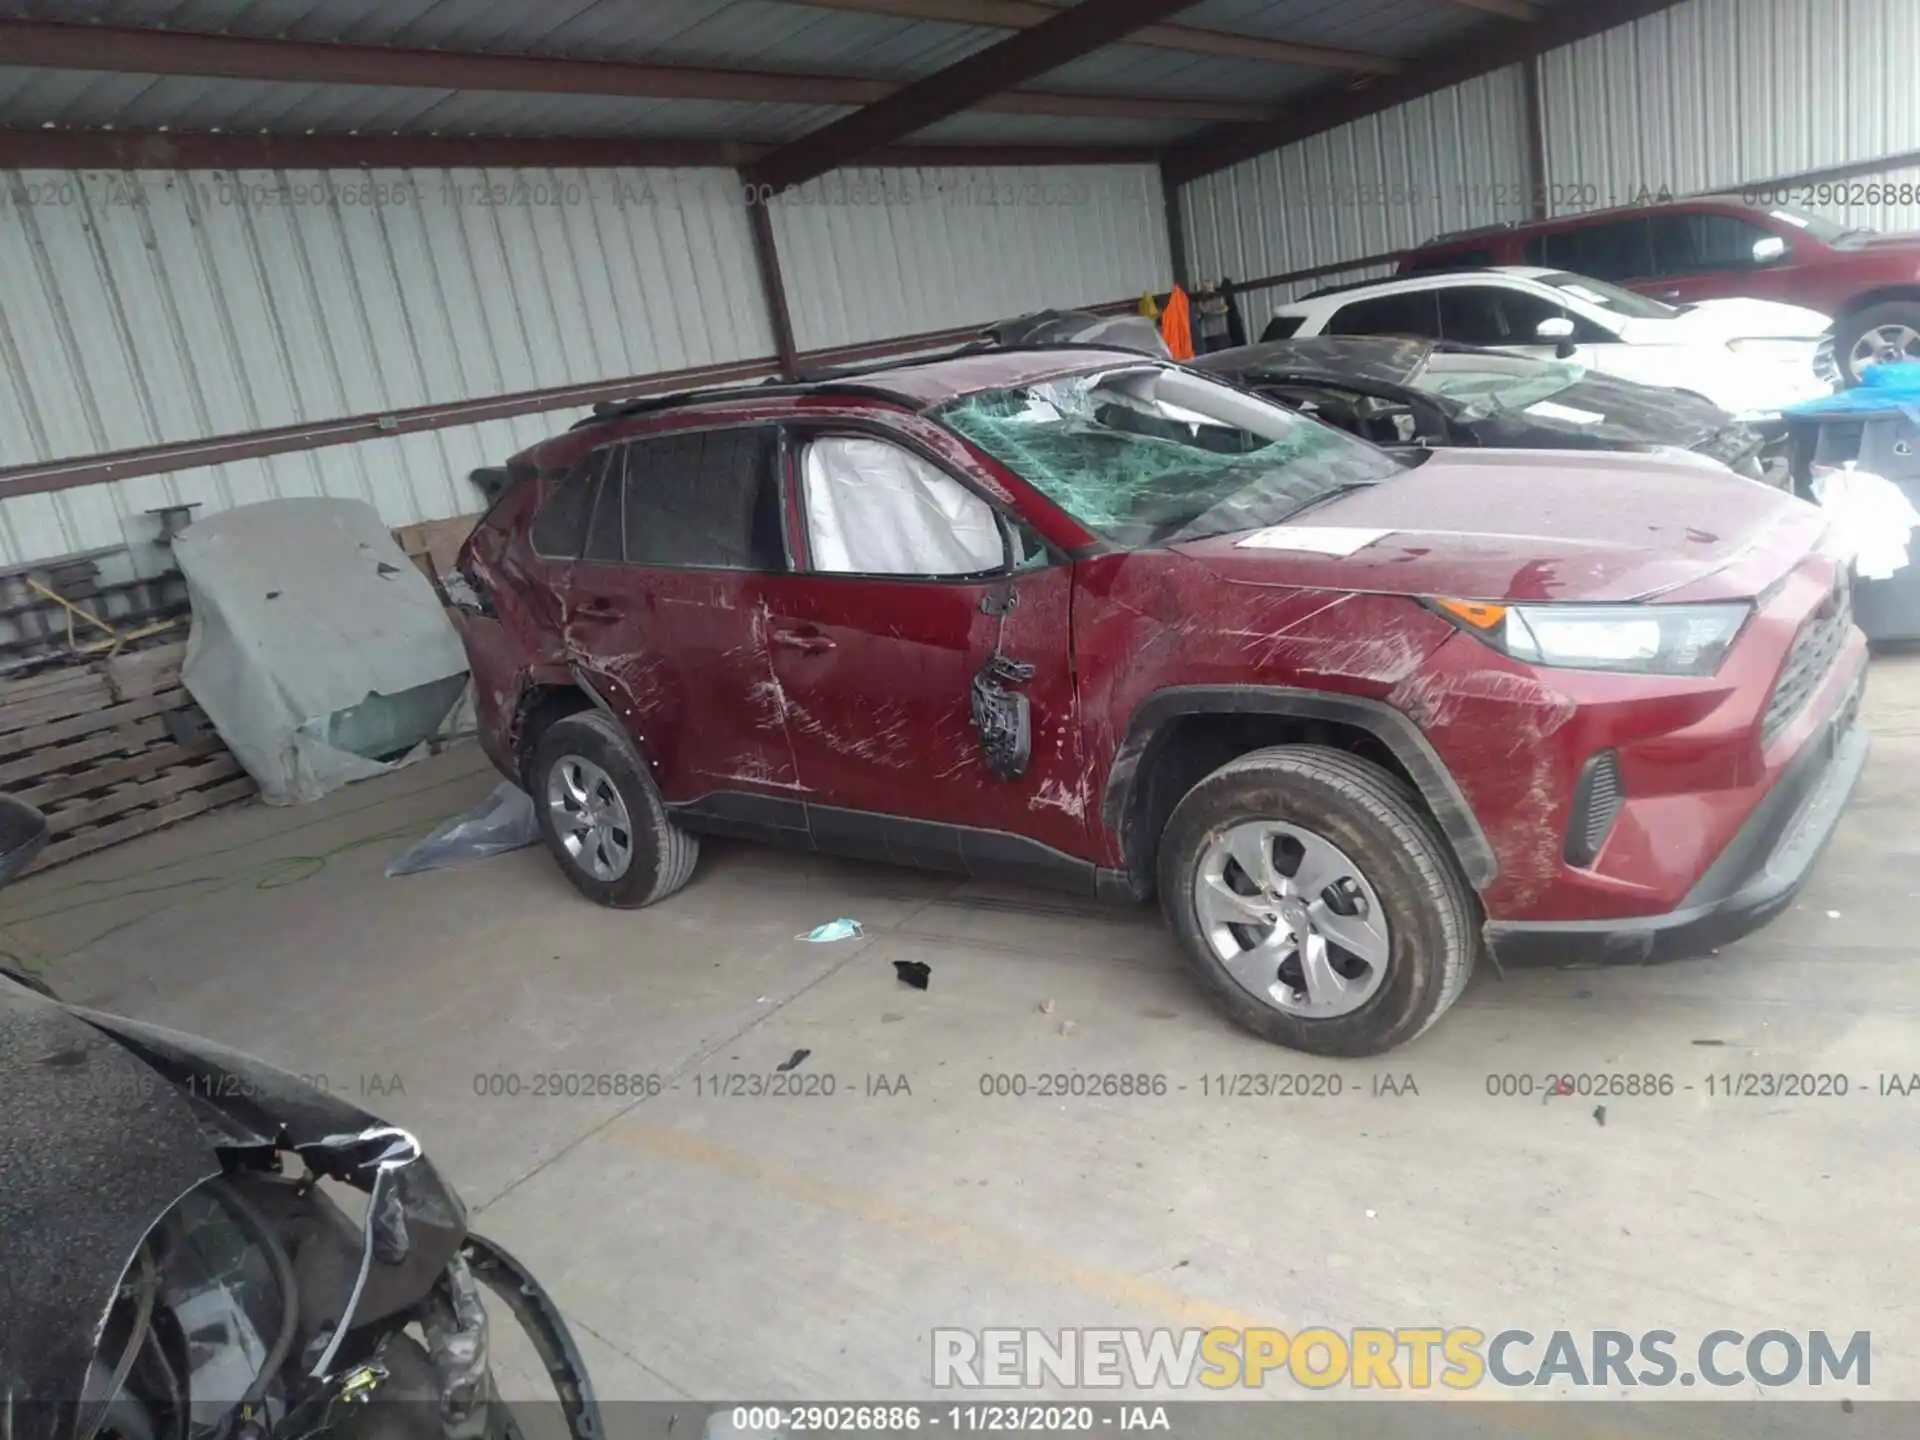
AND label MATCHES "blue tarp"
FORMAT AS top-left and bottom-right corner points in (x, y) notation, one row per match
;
(1782, 361), (1920, 423)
